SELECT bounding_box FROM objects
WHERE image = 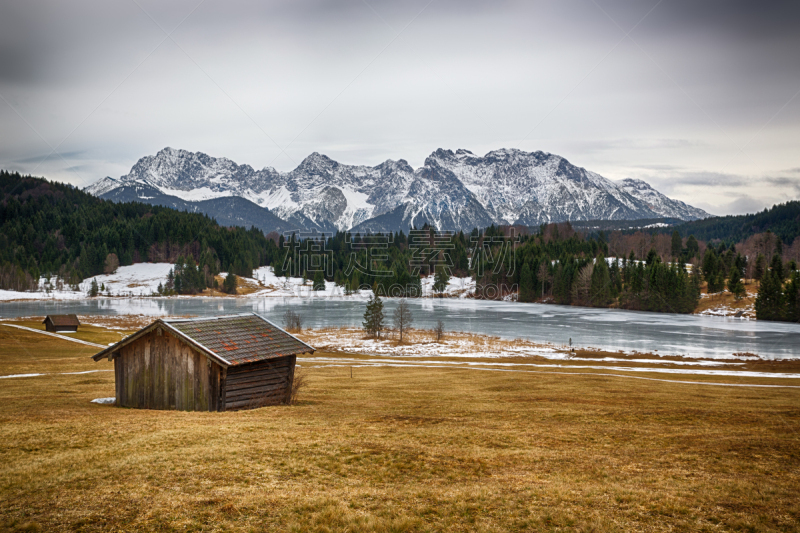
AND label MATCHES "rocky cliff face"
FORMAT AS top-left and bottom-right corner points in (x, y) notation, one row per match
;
(86, 147), (709, 233)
